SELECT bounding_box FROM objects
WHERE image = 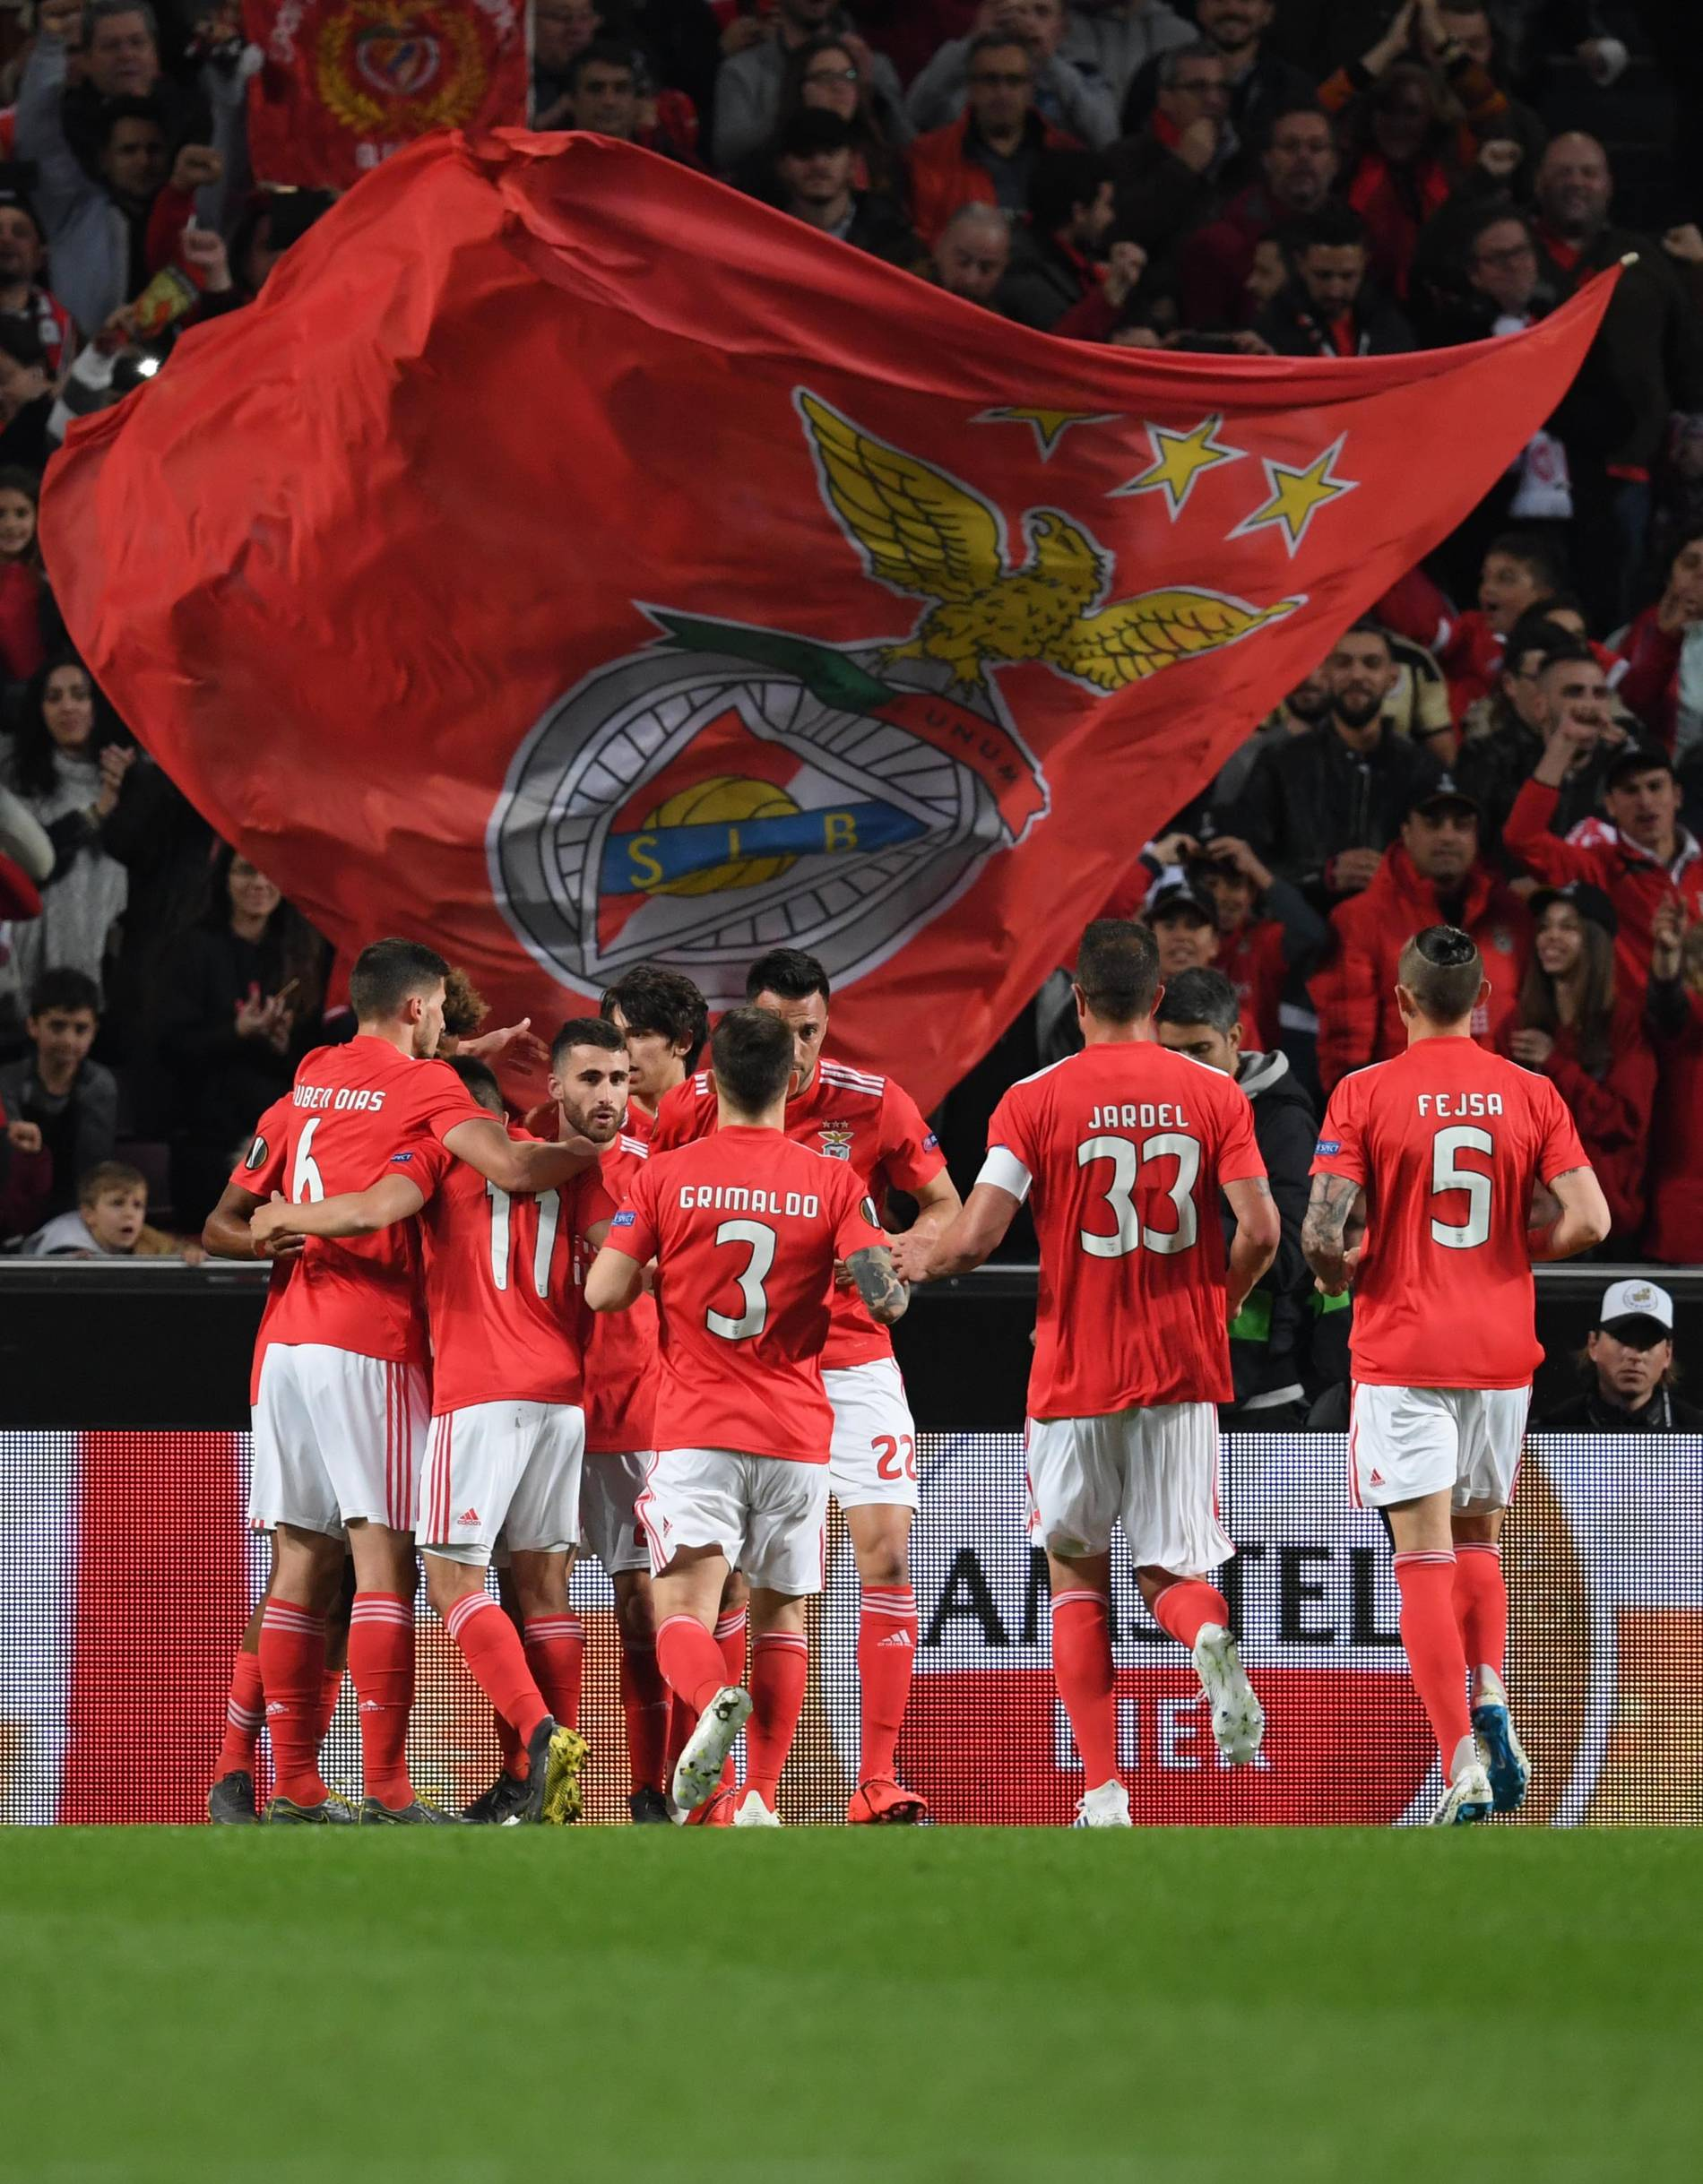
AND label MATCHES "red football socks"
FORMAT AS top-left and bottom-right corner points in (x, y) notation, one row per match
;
(657, 1613), (728, 1719)
(1051, 1589), (1118, 1788)
(257, 1601), (330, 1806)
(348, 1592), (417, 1808)
(316, 1667), (342, 1748)
(1392, 1551), (1474, 1769)
(620, 1636), (670, 1793)
(1149, 1578), (1231, 1653)
(1454, 1543), (1508, 1680)
(523, 1612), (584, 1733)
(714, 1604), (748, 1686)
(495, 1707), (523, 1779)
(216, 1646), (264, 1778)
(443, 1592), (548, 1748)
(743, 1630), (808, 1809)
(857, 1584), (917, 1783)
